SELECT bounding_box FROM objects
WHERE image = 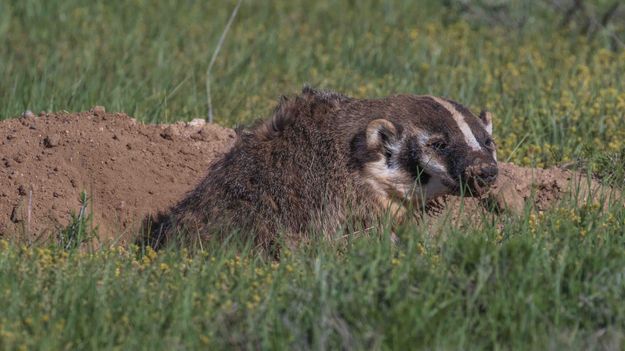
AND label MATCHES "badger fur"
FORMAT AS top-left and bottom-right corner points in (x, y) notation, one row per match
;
(148, 87), (497, 249)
